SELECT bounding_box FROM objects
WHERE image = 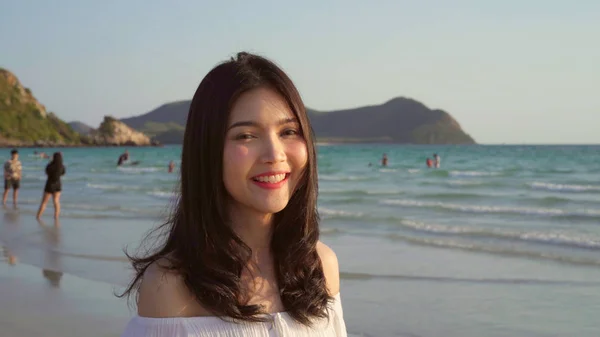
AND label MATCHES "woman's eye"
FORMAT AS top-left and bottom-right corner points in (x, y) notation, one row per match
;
(235, 134), (254, 140)
(282, 128), (299, 136)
